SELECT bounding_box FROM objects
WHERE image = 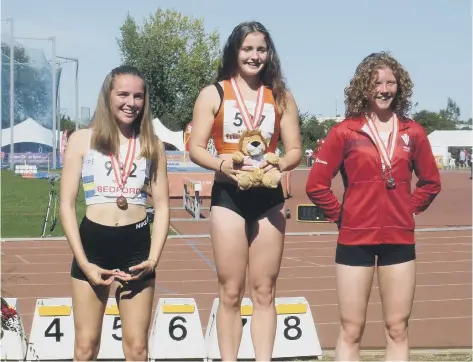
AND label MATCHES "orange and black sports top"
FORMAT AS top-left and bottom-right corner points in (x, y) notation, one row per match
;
(211, 79), (281, 155)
